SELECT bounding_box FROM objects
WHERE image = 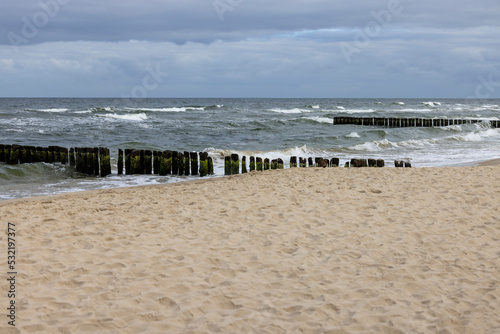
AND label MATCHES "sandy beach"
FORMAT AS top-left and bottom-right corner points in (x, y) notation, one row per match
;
(1, 166), (500, 333)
